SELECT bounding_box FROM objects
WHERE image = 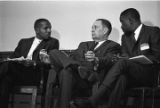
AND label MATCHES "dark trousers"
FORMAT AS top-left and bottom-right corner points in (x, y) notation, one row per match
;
(0, 61), (41, 108)
(45, 68), (91, 108)
(59, 68), (92, 108)
(89, 59), (156, 108)
(45, 49), (93, 108)
(44, 68), (59, 108)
